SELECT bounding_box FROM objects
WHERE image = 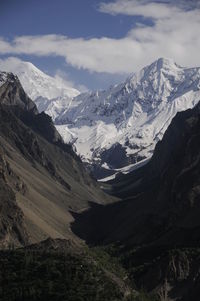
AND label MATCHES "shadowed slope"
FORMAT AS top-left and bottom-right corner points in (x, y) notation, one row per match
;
(71, 101), (200, 246)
